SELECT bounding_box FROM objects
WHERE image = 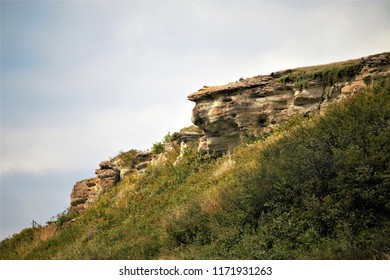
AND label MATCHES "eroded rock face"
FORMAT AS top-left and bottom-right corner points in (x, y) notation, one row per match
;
(69, 53), (389, 212)
(188, 52), (390, 155)
(95, 160), (120, 189)
(70, 160), (120, 211)
(70, 177), (100, 211)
